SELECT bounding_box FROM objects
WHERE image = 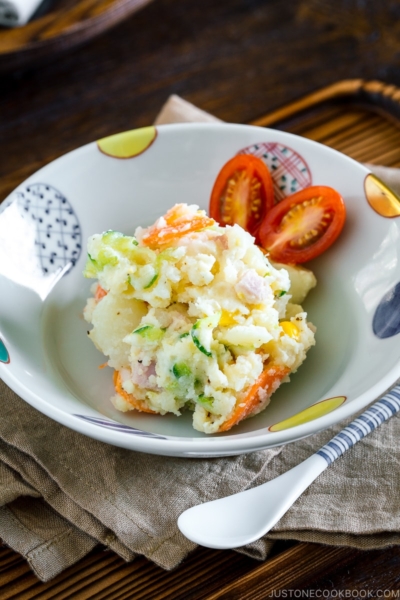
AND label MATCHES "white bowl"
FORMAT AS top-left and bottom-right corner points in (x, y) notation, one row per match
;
(1, 123), (400, 457)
